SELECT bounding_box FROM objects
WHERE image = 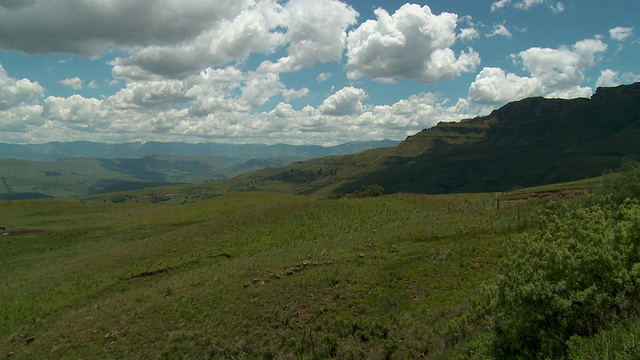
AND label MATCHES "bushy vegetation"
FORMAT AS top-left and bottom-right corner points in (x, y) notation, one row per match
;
(352, 184), (385, 198)
(592, 159), (640, 204)
(330, 184), (386, 199)
(491, 200), (640, 357)
(448, 161), (640, 359)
